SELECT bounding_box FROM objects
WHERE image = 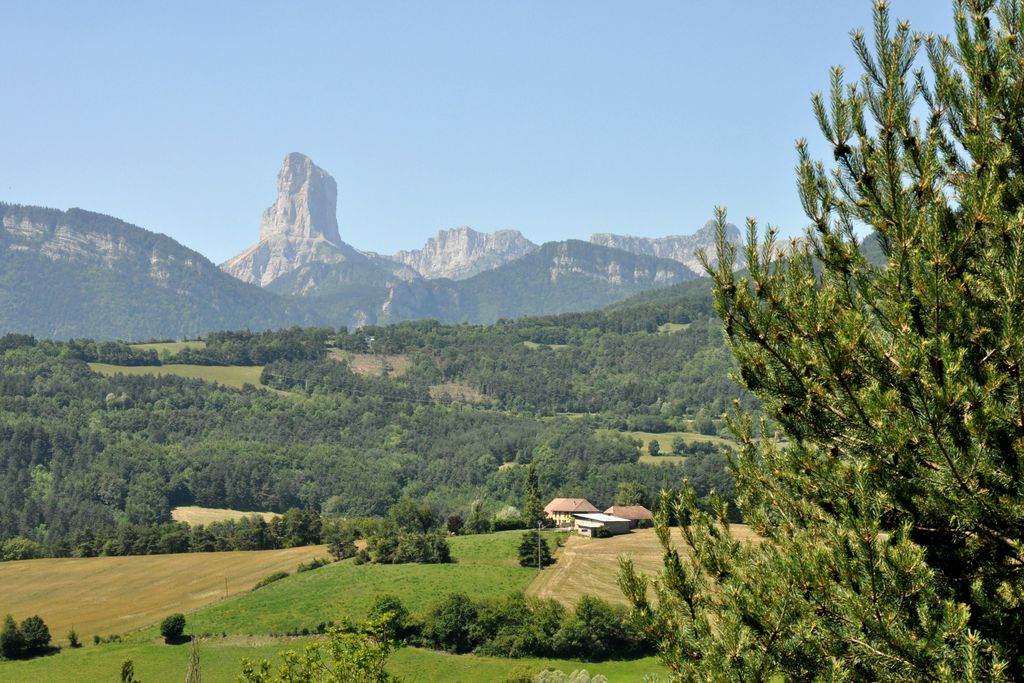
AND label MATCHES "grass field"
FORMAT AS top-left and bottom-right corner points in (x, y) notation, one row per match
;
(171, 506), (279, 525)
(657, 322), (690, 333)
(528, 526), (758, 608)
(0, 532), (671, 681)
(170, 531), (541, 638)
(129, 340), (207, 353)
(0, 545), (327, 644)
(0, 638), (666, 683)
(89, 363), (268, 390)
